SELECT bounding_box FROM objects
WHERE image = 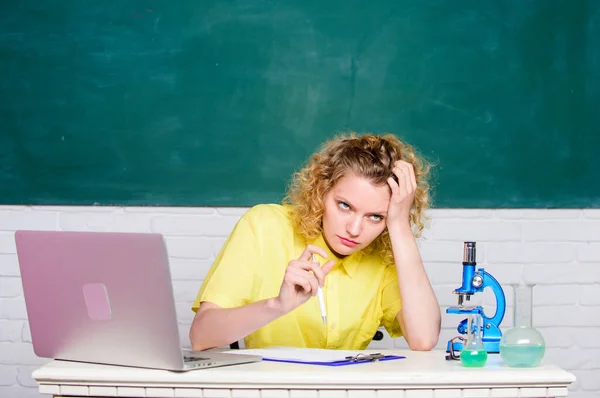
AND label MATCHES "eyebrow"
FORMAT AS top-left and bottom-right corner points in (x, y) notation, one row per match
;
(336, 195), (387, 215)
